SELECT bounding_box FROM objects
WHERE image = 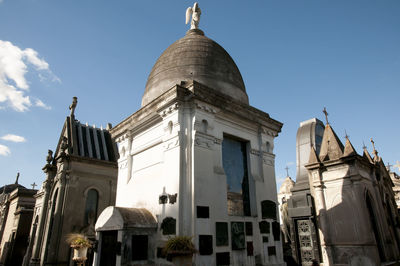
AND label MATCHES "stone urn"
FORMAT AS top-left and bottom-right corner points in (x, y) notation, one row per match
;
(66, 233), (91, 266)
(72, 246), (88, 261)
